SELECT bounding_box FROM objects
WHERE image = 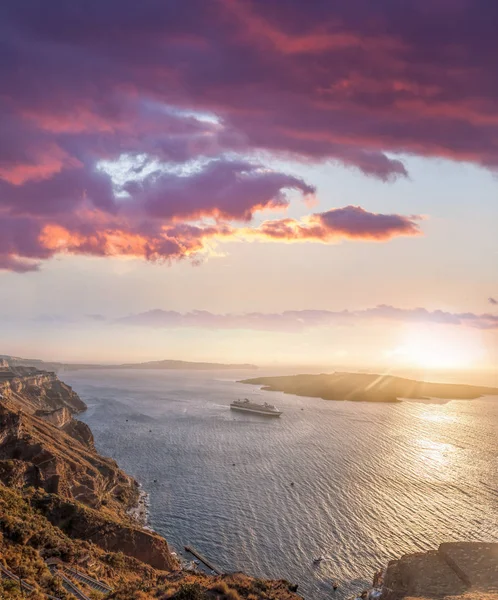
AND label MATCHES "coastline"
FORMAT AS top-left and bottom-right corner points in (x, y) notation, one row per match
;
(128, 484), (151, 528)
(127, 483), (192, 569)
